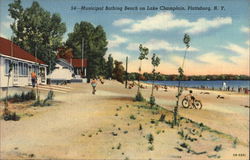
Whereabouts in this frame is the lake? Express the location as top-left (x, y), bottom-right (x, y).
top-left (144, 80), bottom-right (250, 90)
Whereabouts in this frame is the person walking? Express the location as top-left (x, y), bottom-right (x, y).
top-left (31, 71), bottom-right (37, 88)
top-left (91, 78), bottom-right (97, 94)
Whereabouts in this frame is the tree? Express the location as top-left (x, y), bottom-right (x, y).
top-left (4, 62), bottom-right (14, 113)
top-left (113, 60), bottom-right (125, 83)
top-left (172, 33), bottom-right (190, 127)
top-left (149, 53), bottom-right (160, 107)
top-left (66, 22), bottom-right (108, 82)
top-left (99, 57), bottom-right (107, 77)
top-left (106, 54), bottom-right (114, 79)
top-left (135, 44), bottom-right (149, 101)
top-left (57, 47), bottom-right (74, 60)
top-left (8, 0), bottom-right (66, 72)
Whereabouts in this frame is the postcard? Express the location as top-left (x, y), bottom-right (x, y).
top-left (0, 0), bottom-right (249, 159)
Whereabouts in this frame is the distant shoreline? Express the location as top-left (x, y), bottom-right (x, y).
top-left (141, 80), bottom-right (250, 94)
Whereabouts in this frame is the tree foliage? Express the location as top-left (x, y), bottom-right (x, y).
top-left (57, 47), bottom-right (74, 60)
top-left (66, 21), bottom-right (108, 81)
top-left (106, 54), bottom-right (114, 79)
top-left (8, 0), bottom-right (66, 72)
top-left (149, 53), bottom-right (160, 107)
top-left (113, 60), bottom-right (125, 83)
top-left (137, 44), bottom-right (149, 94)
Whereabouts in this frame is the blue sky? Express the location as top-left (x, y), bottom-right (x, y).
top-left (0, 0), bottom-right (249, 75)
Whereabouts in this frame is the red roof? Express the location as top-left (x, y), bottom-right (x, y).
top-left (70, 58), bottom-right (87, 68)
top-left (0, 37), bottom-right (46, 64)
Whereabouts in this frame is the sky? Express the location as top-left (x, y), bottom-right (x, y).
top-left (0, 0), bottom-right (249, 75)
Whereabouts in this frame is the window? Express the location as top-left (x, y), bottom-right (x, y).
top-left (5, 59), bottom-right (11, 75)
top-left (14, 63), bottom-right (18, 75)
top-left (18, 62), bottom-right (28, 76)
top-left (32, 65), bottom-right (39, 75)
top-left (19, 62), bottom-right (23, 76)
top-left (32, 65), bottom-right (36, 73)
top-left (24, 63), bottom-right (28, 76)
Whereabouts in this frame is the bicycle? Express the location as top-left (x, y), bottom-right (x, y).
top-left (182, 95), bottom-right (202, 109)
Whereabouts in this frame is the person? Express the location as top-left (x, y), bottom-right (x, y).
top-left (164, 85), bottom-right (168, 92)
top-left (186, 90), bottom-right (195, 107)
top-left (222, 82), bottom-right (227, 91)
top-left (91, 78), bottom-right (97, 94)
top-left (31, 71), bottom-right (37, 88)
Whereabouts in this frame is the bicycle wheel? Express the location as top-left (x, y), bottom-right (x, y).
top-left (182, 98), bottom-right (189, 108)
top-left (194, 100), bottom-right (202, 109)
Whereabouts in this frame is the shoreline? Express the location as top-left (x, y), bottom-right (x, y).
top-left (140, 80), bottom-right (250, 95)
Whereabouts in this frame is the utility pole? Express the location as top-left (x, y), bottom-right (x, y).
top-left (125, 56), bottom-right (128, 88)
top-left (81, 37), bottom-right (84, 78)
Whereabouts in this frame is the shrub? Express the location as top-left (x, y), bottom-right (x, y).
top-left (130, 115), bottom-right (136, 120)
top-left (117, 143), bottom-right (121, 150)
top-left (33, 90), bottom-right (55, 107)
top-left (134, 91), bottom-right (144, 101)
top-left (214, 144), bottom-right (222, 152)
top-left (232, 137), bottom-right (238, 148)
top-left (149, 95), bottom-right (155, 107)
top-left (148, 145), bottom-right (154, 151)
top-left (146, 133), bottom-right (154, 144)
top-left (46, 90), bottom-right (54, 100)
top-left (2, 109), bottom-right (20, 121)
top-left (139, 123), bottom-right (142, 130)
top-left (4, 90), bottom-right (36, 103)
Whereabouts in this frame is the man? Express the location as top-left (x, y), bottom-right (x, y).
top-left (31, 71), bottom-right (37, 88)
top-left (187, 90), bottom-right (195, 107)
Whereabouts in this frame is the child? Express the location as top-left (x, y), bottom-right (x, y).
top-left (91, 79), bottom-right (97, 94)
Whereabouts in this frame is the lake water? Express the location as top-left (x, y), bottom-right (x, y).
top-left (144, 80), bottom-right (250, 90)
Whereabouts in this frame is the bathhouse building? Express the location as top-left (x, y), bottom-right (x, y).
top-left (0, 37), bottom-right (47, 88)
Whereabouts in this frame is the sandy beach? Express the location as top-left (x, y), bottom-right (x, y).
top-left (0, 80), bottom-right (249, 159)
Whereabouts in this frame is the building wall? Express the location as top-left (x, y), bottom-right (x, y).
top-left (0, 56), bottom-right (47, 88)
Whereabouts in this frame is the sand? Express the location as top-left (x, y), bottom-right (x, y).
top-left (0, 80), bottom-right (249, 159)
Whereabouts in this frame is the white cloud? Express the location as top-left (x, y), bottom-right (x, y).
top-left (127, 44), bottom-right (249, 75)
top-left (223, 43), bottom-right (248, 56)
top-left (197, 52), bottom-right (224, 63)
top-left (126, 39), bottom-right (198, 52)
top-left (240, 26), bottom-right (250, 33)
top-left (121, 12), bottom-right (232, 34)
top-left (112, 18), bottom-right (134, 26)
top-left (185, 17), bottom-right (232, 34)
top-left (108, 35), bottom-right (128, 48)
